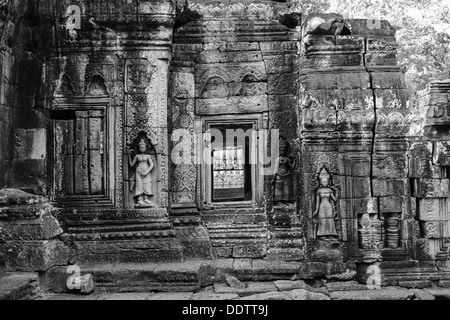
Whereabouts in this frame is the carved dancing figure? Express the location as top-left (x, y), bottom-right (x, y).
top-left (271, 138), bottom-right (296, 204)
top-left (129, 139), bottom-right (155, 207)
top-left (313, 166), bottom-right (338, 239)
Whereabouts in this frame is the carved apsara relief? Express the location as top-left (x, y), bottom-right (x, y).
top-left (271, 138), bottom-right (296, 205)
top-left (128, 134), bottom-right (158, 208)
top-left (312, 166), bottom-right (339, 240)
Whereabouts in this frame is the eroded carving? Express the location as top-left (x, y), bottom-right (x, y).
top-left (307, 18), bottom-right (351, 36)
top-left (313, 166), bottom-right (339, 240)
top-left (129, 135), bottom-right (156, 208)
top-left (271, 138), bottom-right (296, 204)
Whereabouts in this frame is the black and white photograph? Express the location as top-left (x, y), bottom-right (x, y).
top-left (0, 0), bottom-right (449, 309)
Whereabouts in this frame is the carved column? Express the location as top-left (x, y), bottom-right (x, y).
top-left (168, 66), bottom-right (214, 259)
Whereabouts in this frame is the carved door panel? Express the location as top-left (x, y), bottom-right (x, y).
top-left (51, 107), bottom-right (112, 206)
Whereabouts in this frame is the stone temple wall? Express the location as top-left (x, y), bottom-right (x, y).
top-left (1, 0), bottom-right (450, 289)
top-left (170, 0), bottom-right (302, 260)
top-left (0, 0), bottom-right (47, 194)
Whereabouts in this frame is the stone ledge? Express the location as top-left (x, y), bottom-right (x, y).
top-left (0, 272), bottom-right (38, 300)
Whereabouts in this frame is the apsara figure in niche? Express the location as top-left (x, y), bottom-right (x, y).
top-left (271, 138), bottom-right (296, 204)
top-left (313, 166), bottom-right (338, 239)
top-left (129, 138), bottom-right (155, 207)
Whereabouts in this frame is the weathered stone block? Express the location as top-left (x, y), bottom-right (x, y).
top-left (195, 61), bottom-right (267, 84)
top-left (303, 32), bottom-right (336, 47)
top-left (433, 141), bottom-right (450, 166)
top-left (259, 41), bottom-right (297, 53)
top-left (379, 196), bottom-right (403, 213)
top-left (338, 154), bottom-right (372, 177)
top-left (233, 244), bottom-right (266, 259)
top-left (409, 142), bottom-right (442, 179)
top-left (306, 54), bottom-right (364, 69)
top-left (416, 198), bottom-right (446, 221)
top-left (214, 281), bottom-right (277, 296)
top-left (301, 89), bottom-right (374, 110)
top-left (339, 198), bottom-right (378, 219)
top-left (0, 214), bottom-right (63, 241)
top-left (268, 73), bottom-right (298, 95)
top-left (375, 89), bottom-right (409, 109)
top-left (371, 72), bottom-right (406, 89)
top-left (195, 96), bottom-right (268, 115)
top-left (270, 109), bottom-right (298, 142)
top-left (76, 239), bottom-right (184, 264)
top-left (13, 129), bottom-right (46, 161)
top-left (347, 19), bottom-right (396, 36)
top-left (372, 179), bottom-right (407, 197)
top-left (309, 239), bottom-right (343, 262)
top-left (173, 44), bottom-right (203, 53)
top-left (375, 109), bottom-right (411, 135)
top-left (268, 94), bottom-right (297, 112)
top-left (170, 73), bottom-right (195, 99)
top-left (0, 272), bottom-right (38, 300)
top-left (366, 52), bottom-right (398, 67)
top-left (419, 221), bottom-right (450, 239)
top-left (10, 160), bottom-right (46, 194)
top-left (300, 72), bottom-right (370, 90)
top-left (252, 260), bottom-right (299, 279)
top-left (0, 240), bottom-right (69, 272)
top-left (372, 155), bottom-right (408, 179)
top-left (264, 54), bottom-right (297, 74)
top-left (215, 246), bottom-right (233, 259)
top-left (301, 107), bottom-right (336, 132)
top-left (340, 177), bottom-right (371, 199)
top-left (298, 262), bottom-right (327, 279)
top-left (335, 35), bottom-right (365, 51)
top-left (337, 109), bottom-right (375, 131)
top-left (219, 42), bottom-right (260, 52)
top-left (412, 179), bottom-right (449, 198)
top-left (340, 219), bottom-right (358, 242)
top-left (326, 261), bottom-right (357, 281)
top-left (400, 219), bottom-right (416, 240)
top-left (413, 238), bottom-right (443, 260)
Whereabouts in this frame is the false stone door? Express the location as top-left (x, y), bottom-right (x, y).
top-left (49, 98), bottom-right (115, 207)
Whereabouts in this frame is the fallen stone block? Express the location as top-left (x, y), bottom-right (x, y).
top-left (240, 291), bottom-right (291, 300)
top-left (66, 273), bottom-right (95, 294)
top-left (0, 272), bottom-right (38, 300)
top-left (191, 292), bottom-right (239, 300)
top-left (214, 282), bottom-right (277, 296)
top-left (0, 240), bottom-right (69, 272)
top-left (412, 289), bottom-right (435, 300)
top-left (226, 275), bottom-right (247, 289)
top-left (423, 288), bottom-right (450, 300)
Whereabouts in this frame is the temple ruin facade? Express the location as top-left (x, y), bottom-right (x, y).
top-left (1, 0), bottom-right (450, 295)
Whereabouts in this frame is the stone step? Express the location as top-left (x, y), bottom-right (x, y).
top-left (0, 272), bottom-right (38, 300)
top-left (39, 259), bottom-right (303, 294)
top-left (329, 287), bottom-right (434, 300)
top-left (40, 261), bottom-right (210, 294)
top-left (423, 288), bottom-right (450, 300)
top-left (208, 227), bottom-right (268, 239)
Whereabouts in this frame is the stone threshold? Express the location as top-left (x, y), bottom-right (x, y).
top-left (3, 260), bottom-right (450, 300)
top-left (36, 279), bottom-right (447, 300)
